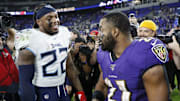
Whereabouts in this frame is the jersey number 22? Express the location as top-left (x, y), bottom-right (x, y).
top-left (41, 48), bottom-right (67, 77)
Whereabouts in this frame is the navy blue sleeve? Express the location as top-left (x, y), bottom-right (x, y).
top-left (18, 64), bottom-right (36, 101)
top-left (65, 77), bottom-right (72, 86)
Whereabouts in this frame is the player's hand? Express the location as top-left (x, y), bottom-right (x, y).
top-left (75, 91), bottom-right (87, 101)
top-left (87, 42), bottom-right (94, 50)
top-left (167, 36), bottom-right (179, 50)
top-left (65, 85), bottom-right (72, 95)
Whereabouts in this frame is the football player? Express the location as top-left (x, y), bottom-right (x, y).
top-left (92, 12), bottom-right (169, 101)
top-left (17, 4), bottom-right (86, 101)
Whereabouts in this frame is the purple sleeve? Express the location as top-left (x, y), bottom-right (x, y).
top-left (96, 48), bottom-right (104, 64)
top-left (144, 39), bottom-right (169, 68)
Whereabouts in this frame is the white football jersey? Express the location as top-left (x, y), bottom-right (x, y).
top-left (27, 26), bottom-right (71, 87)
top-left (14, 28), bottom-right (35, 64)
top-left (15, 29), bottom-right (35, 50)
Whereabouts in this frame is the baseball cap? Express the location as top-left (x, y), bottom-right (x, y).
top-left (139, 20), bottom-right (157, 31)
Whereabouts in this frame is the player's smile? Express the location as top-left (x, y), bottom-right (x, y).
top-left (49, 21), bottom-right (59, 33)
top-left (51, 24), bottom-right (58, 31)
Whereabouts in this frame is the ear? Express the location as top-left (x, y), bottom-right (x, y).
top-left (111, 27), bottom-right (120, 38)
top-left (152, 31), bottom-right (156, 37)
top-left (36, 19), bottom-right (41, 26)
top-left (137, 28), bottom-right (140, 33)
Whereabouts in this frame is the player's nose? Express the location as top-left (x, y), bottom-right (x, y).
top-left (51, 17), bottom-right (59, 25)
top-left (138, 32), bottom-right (143, 37)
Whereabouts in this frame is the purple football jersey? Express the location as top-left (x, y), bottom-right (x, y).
top-left (97, 38), bottom-right (169, 101)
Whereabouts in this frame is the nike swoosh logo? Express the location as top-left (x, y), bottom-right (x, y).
top-left (151, 39), bottom-right (157, 46)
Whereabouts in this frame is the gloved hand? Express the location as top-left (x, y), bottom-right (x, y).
top-left (75, 91), bottom-right (87, 101)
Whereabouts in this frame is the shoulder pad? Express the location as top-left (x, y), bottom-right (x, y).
top-left (15, 29), bottom-right (34, 50)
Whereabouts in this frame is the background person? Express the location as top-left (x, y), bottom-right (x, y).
top-left (0, 33), bottom-right (19, 101)
top-left (137, 20), bottom-right (157, 37)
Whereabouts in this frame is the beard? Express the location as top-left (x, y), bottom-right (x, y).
top-left (101, 32), bottom-right (116, 52)
top-left (44, 27), bottom-right (58, 35)
top-left (43, 22), bottom-right (59, 35)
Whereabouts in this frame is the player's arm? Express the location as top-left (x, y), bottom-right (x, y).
top-left (167, 36), bottom-right (180, 56)
top-left (17, 49), bottom-right (36, 101)
top-left (7, 28), bottom-right (16, 51)
top-left (7, 28), bottom-right (15, 42)
top-left (92, 66), bottom-right (107, 101)
top-left (143, 64), bottom-right (168, 101)
top-left (172, 51), bottom-right (180, 69)
top-left (89, 48), bottom-right (97, 65)
top-left (66, 52), bottom-right (87, 101)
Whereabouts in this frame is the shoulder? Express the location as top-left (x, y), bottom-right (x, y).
top-left (58, 26), bottom-right (71, 42)
top-left (59, 26), bottom-right (71, 36)
top-left (134, 37), bottom-right (163, 47)
top-left (16, 28), bottom-right (38, 40)
top-left (15, 28), bottom-right (36, 50)
top-left (97, 48), bottom-right (109, 64)
top-left (16, 28), bottom-right (36, 35)
top-left (59, 26), bottom-right (70, 32)
top-left (135, 37), bottom-right (169, 63)
top-left (58, 25), bottom-right (71, 35)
